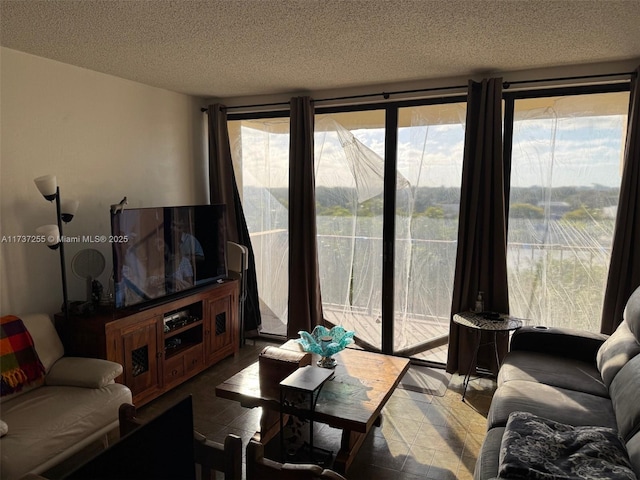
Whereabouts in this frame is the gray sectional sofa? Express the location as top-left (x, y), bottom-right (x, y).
top-left (475, 286), bottom-right (640, 479)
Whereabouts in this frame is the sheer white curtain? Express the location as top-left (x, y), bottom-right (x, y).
top-left (507, 92), bottom-right (629, 331)
top-left (314, 113), bottom-right (394, 349)
top-left (394, 104), bottom-right (466, 358)
top-left (228, 118), bottom-right (289, 336)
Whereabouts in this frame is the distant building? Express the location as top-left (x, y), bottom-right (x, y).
top-left (537, 201), bottom-right (571, 219)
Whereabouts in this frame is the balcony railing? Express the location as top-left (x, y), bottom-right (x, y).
top-left (249, 228), bottom-right (612, 356)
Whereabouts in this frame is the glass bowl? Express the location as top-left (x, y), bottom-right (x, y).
top-left (297, 325), bottom-right (355, 368)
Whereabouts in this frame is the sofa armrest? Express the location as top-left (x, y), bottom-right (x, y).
top-left (510, 326), bottom-right (609, 363)
top-left (45, 357), bottom-right (123, 388)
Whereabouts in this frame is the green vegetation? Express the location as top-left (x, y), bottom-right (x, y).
top-left (248, 185), bottom-right (619, 226)
top-left (562, 206), bottom-right (604, 222)
top-left (510, 203), bottom-right (544, 219)
top-left (423, 206), bottom-right (445, 219)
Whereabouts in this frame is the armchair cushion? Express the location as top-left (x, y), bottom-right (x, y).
top-left (45, 357), bottom-right (122, 389)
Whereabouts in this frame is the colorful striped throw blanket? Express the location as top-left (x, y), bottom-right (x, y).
top-left (1, 315), bottom-right (45, 396)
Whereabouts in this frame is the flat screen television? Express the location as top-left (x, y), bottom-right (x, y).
top-left (111, 205), bottom-right (227, 310)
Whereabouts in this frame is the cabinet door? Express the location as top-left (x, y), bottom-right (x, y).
top-left (205, 295), bottom-right (234, 362)
top-left (121, 319), bottom-right (161, 400)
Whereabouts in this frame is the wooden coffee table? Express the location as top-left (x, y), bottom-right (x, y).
top-left (215, 341), bottom-right (410, 473)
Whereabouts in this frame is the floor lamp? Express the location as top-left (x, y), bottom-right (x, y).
top-left (34, 175), bottom-right (79, 323)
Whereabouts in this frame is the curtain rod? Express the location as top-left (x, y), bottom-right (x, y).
top-left (201, 70), bottom-right (636, 113)
top-left (200, 84), bottom-right (466, 113)
top-left (502, 70), bottom-right (635, 89)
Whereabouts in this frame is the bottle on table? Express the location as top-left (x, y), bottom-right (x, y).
top-left (475, 291), bottom-right (484, 313)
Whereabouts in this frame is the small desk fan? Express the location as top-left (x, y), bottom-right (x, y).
top-left (71, 248), bottom-right (106, 305)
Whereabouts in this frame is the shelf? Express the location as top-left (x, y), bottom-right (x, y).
top-left (165, 341), bottom-right (201, 359)
top-left (164, 319), bottom-right (203, 339)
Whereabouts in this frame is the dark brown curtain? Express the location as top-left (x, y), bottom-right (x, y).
top-left (208, 104), bottom-right (262, 335)
top-left (287, 96), bottom-right (323, 338)
top-left (446, 78), bottom-right (510, 375)
top-left (601, 66), bottom-right (640, 334)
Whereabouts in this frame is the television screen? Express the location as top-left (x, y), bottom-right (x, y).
top-left (111, 205), bottom-right (227, 309)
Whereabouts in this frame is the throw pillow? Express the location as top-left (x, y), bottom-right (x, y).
top-left (1, 315), bottom-right (46, 396)
top-left (498, 411), bottom-right (637, 480)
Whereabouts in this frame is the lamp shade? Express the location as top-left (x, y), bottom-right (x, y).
top-left (36, 224), bottom-right (61, 249)
top-left (34, 175), bottom-right (58, 201)
top-left (61, 199), bottom-right (79, 223)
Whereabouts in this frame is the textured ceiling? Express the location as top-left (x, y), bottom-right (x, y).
top-left (1, 0), bottom-right (640, 99)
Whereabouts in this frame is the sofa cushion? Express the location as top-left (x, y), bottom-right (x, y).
top-left (609, 354), bottom-right (640, 441)
top-left (625, 286), bottom-right (640, 342)
top-left (628, 431), bottom-right (640, 478)
top-left (487, 380), bottom-right (617, 431)
top-left (19, 314), bottom-right (64, 372)
top-left (597, 321), bottom-right (640, 388)
top-left (498, 411), bottom-right (636, 480)
top-left (499, 350), bottom-right (608, 397)
top-left (45, 357), bottom-right (123, 388)
top-left (474, 427), bottom-right (504, 480)
top-left (0, 383), bottom-right (131, 480)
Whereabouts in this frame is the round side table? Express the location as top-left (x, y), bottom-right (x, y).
top-left (453, 311), bottom-right (525, 401)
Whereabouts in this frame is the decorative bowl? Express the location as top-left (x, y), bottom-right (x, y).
top-left (297, 325), bottom-right (355, 368)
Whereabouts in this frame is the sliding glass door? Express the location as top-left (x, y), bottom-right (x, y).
top-left (314, 110), bottom-right (386, 350)
top-left (229, 102), bottom-right (467, 362)
top-left (312, 102), bottom-right (466, 360)
top-left (393, 103), bottom-right (466, 362)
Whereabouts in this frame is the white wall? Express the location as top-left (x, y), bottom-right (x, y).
top-left (0, 47), bottom-right (207, 316)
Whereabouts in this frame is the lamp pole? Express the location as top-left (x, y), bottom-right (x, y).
top-left (55, 186), bottom-right (70, 324)
top-left (35, 175), bottom-right (76, 326)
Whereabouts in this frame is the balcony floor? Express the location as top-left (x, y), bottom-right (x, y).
top-left (258, 307), bottom-right (450, 365)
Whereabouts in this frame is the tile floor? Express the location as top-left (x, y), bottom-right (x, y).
top-left (140, 339), bottom-right (495, 480)
top-left (46, 339), bottom-right (496, 480)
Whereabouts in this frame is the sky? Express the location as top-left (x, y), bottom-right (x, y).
top-left (233, 98), bottom-right (627, 191)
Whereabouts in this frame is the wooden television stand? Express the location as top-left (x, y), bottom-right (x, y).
top-left (55, 280), bottom-right (239, 406)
